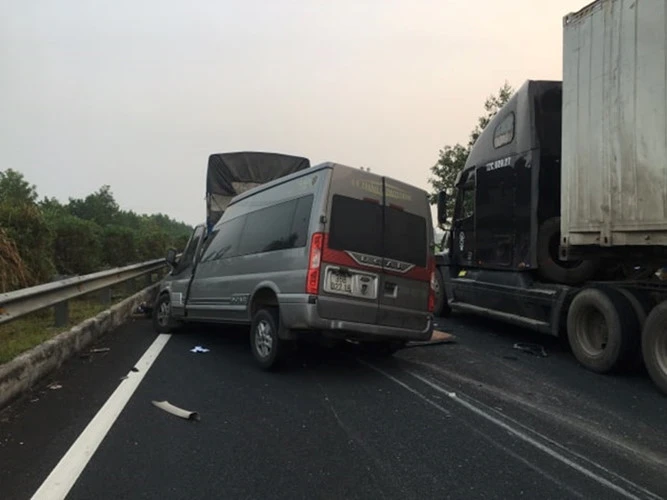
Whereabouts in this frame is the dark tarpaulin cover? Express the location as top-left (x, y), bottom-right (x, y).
top-left (206, 151), bottom-right (310, 229)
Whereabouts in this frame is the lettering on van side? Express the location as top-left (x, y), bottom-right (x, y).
top-left (346, 251), bottom-right (415, 273)
top-left (484, 156), bottom-right (512, 171)
top-left (229, 294), bottom-right (250, 306)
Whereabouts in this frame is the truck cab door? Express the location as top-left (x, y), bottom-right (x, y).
top-left (451, 169), bottom-right (476, 268)
top-left (169, 224), bottom-right (206, 318)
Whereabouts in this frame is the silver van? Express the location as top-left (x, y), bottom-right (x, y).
top-left (154, 161), bottom-right (436, 368)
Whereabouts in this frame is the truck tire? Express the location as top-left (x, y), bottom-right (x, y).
top-left (641, 302), bottom-right (667, 396)
top-left (250, 308), bottom-right (285, 370)
top-left (537, 217), bottom-right (598, 285)
top-left (566, 287), bottom-right (639, 373)
top-left (433, 268), bottom-right (451, 318)
top-left (152, 293), bottom-right (182, 334)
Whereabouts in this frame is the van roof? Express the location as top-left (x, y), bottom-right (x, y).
top-left (228, 161), bottom-right (429, 208)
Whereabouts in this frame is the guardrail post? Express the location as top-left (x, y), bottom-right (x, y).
top-left (54, 301), bottom-right (69, 327)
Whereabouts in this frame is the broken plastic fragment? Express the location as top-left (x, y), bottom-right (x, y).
top-left (190, 346), bottom-right (210, 353)
top-left (90, 347), bottom-right (110, 354)
top-left (512, 342), bottom-right (547, 358)
top-left (152, 400), bottom-right (200, 421)
top-left (48, 383), bottom-right (62, 390)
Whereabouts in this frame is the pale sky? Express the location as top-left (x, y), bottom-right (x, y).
top-left (2, 0), bottom-right (588, 226)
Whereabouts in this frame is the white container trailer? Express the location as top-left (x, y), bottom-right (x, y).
top-left (561, 0), bottom-right (667, 251)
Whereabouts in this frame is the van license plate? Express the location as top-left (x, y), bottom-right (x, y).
top-left (328, 271), bottom-right (352, 294)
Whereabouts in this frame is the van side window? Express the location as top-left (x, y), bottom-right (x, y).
top-left (493, 113), bottom-right (515, 148)
top-left (239, 195), bottom-right (314, 256)
top-left (200, 215), bottom-right (246, 262)
top-left (290, 195), bottom-right (314, 248)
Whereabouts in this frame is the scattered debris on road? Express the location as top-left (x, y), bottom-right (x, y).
top-left (152, 400), bottom-right (200, 421)
top-left (119, 375), bottom-right (129, 381)
top-left (190, 346), bottom-right (210, 353)
top-left (133, 302), bottom-right (152, 317)
top-left (47, 383), bottom-right (62, 390)
top-left (404, 330), bottom-right (458, 348)
top-left (512, 342), bottom-right (548, 358)
top-left (131, 367), bottom-right (139, 372)
top-left (90, 347), bottom-right (111, 354)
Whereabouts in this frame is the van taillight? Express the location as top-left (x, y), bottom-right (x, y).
top-left (427, 256), bottom-right (436, 313)
top-left (306, 232), bottom-right (324, 294)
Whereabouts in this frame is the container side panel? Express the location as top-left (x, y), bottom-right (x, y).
top-left (562, 0), bottom-right (667, 247)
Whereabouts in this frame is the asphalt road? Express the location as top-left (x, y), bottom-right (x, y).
top-left (1, 313), bottom-right (666, 500)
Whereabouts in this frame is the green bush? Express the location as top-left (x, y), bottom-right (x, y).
top-left (0, 202), bottom-right (54, 284)
top-left (102, 225), bottom-right (139, 267)
top-left (49, 215), bottom-right (103, 275)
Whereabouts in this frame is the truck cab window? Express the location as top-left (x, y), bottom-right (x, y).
top-left (456, 188), bottom-right (475, 220)
top-left (493, 113), bottom-right (515, 148)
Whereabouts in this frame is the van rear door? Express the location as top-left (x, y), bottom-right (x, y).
top-left (317, 167), bottom-right (382, 325)
top-left (377, 179), bottom-right (432, 331)
top-left (317, 167), bottom-right (432, 332)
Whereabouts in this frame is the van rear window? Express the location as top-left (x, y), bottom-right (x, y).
top-left (328, 195), bottom-right (427, 267)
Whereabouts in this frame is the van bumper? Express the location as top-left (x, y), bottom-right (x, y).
top-left (279, 294), bottom-right (433, 342)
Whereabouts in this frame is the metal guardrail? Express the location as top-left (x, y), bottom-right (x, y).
top-left (0, 258), bottom-right (170, 326)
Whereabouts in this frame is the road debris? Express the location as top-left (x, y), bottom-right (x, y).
top-left (90, 347), bottom-right (111, 354)
top-left (405, 330), bottom-right (458, 348)
top-left (131, 367), bottom-right (139, 372)
top-left (47, 383), bottom-right (62, 390)
top-left (119, 375), bottom-right (129, 381)
top-left (152, 400), bottom-right (200, 421)
top-left (190, 346), bottom-right (210, 353)
top-left (512, 342), bottom-right (548, 358)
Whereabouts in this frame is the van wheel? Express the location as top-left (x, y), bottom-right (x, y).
top-left (153, 293), bottom-right (181, 333)
top-left (641, 302), bottom-right (667, 396)
top-left (566, 287), bottom-right (639, 373)
top-left (433, 268), bottom-right (451, 318)
top-left (250, 308), bottom-right (285, 370)
top-left (537, 217), bottom-right (599, 285)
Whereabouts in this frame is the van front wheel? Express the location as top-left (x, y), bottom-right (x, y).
top-left (250, 308), bottom-right (285, 370)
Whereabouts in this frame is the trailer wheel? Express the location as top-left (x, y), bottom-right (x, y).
top-left (641, 302), bottom-right (667, 396)
top-left (433, 268), bottom-right (451, 318)
top-left (566, 287), bottom-right (639, 373)
top-left (537, 217), bottom-right (598, 285)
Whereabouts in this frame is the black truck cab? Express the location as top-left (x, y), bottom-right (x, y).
top-left (435, 80), bottom-right (581, 335)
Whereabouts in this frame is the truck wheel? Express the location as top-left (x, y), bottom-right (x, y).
top-left (153, 293), bottom-right (181, 333)
top-left (537, 217), bottom-right (599, 285)
top-left (567, 287), bottom-right (639, 373)
top-left (250, 308), bottom-right (285, 370)
top-left (433, 268), bottom-right (451, 318)
top-left (642, 302), bottom-right (667, 396)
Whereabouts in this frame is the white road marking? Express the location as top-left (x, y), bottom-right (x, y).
top-left (31, 334), bottom-right (171, 500)
top-left (363, 361), bottom-right (657, 500)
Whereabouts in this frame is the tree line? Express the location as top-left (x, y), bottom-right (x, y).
top-left (0, 169), bottom-right (192, 293)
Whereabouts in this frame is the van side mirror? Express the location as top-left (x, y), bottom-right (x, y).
top-left (436, 191), bottom-right (447, 225)
top-left (165, 248), bottom-right (177, 266)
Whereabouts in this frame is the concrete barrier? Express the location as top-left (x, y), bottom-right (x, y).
top-left (0, 284), bottom-right (159, 410)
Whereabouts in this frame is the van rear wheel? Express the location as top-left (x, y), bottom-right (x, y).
top-left (250, 308), bottom-right (285, 370)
